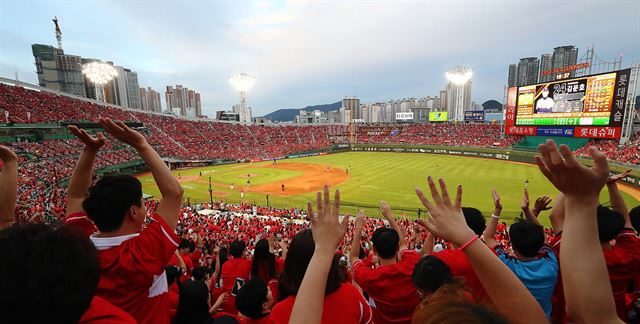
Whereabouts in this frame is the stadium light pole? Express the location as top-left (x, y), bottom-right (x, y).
top-left (229, 73), bottom-right (256, 122)
top-left (445, 65), bottom-right (473, 122)
top-left (208, 176), bottom-right (213, 206)
top-left (82, 61), bottom-right (117, 103)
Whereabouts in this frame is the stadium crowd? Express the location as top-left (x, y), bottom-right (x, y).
top-left (0, 117), bottom-right (639, 324)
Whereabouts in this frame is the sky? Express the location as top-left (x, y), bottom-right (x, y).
top-left (1, 0), bottom-right (639, 117)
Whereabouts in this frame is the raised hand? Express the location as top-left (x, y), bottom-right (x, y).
top-left (415, 177), bottom-right (475, 247)
top-left (520, 188), bottom-right (530, 211)
top-left (607, 169), bottom-right (632, 184)
top-left (68, 125), bottom-right (106, 151)
top-left (98, 118), bottom-right (148, 149)
top-left (354, 209), bottom-right (366, 229)
top-left (491, 189), bottom-right (502, 213)
top-left (307, 186), bottom-right (349, 254)
top-left (532, 196), bottom-right (552, 215)
top-left (380, 201), bottom-right (394, 222)
top-left (0, 145), bottom-right (18, 165)
top-left (536, 140), bottom-right (609, 198)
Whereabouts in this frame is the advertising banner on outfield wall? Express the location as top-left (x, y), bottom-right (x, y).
top-left (464, 110), bottom-right (485, 122)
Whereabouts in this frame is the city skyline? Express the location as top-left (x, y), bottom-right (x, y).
top-left (1, 0), bottom-right (638, 117)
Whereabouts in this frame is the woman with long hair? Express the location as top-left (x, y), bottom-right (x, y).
top-left (251, 237), bottom-right (287, 301)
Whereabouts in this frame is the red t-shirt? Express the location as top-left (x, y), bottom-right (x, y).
top-left (270, 282), bottom-right (372, 324)
top-left (79, 296), bottom-right (136, 324)
top-left (353, 249), bottom-right (421, 324)
top-left (65, 212), bottom-right (97, 236)
top-left (84, 213), bottom-right (179, 324)
top-left (433, 248), bottom-right (488, 302)
top-left (549, 232), bottom-right (568, 324)
top-left (169, 253), bottom-right (194, 275)
top-left (221, 257), bottom-right (253, 314)
top-left (604, 229), bottom-right (640, 320)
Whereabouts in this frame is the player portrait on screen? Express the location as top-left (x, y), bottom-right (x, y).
top-left (535, 86), bottom-right (554, 113)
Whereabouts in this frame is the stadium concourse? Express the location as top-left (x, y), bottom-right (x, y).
top-left (1, 82), bottom-right (640, 324)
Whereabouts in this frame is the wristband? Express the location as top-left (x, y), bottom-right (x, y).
top-left (491, 214), bottom-right (500, 219)
top-left (458, 235), bottom-right (479, 251)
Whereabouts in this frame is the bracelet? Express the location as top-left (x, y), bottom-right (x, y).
top-left (491, 214), bottom-right (500, 219)
top-left (458, 236), bottom-right (479, 251)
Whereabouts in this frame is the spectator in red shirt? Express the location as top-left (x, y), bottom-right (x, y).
top-left (0, 223), bottom-right (134, 324)
top-left (412, 255), bottom-right (473, 303)
top-left (236, 278), bottom-right (274, 323)
top-left (430, 207), bottom-right (489, 302)
top-left (64, 119), bottom-right (184, 324)
top-left (349, 205), bottom-right (421, 324)
top-left (170, 239), bottom-right (195, 276)
top-left (221, 240), bottom-right (252, 314)
top-left (272, 229), bottom-right (372, 324)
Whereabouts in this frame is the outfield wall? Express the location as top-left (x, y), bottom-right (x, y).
top-left (350, 144), bottom-right (640, 189)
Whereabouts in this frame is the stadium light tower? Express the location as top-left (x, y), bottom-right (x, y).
top-left (446, 65), bottom-right (473, 122)
top-left (82, 61), bottom-right (117, 103)
top-left (229, 73), bottom-right (256, 123)
top-left (229, 73), bottom-right (256, 108)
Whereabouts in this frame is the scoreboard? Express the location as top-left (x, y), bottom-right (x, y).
top-left (505, 69), bottom-right (631, 138)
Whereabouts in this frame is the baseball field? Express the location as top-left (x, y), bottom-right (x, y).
top-left (139, 152), bottom-right (640, 227)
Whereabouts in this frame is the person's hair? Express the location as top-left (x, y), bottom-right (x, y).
top-left (462, 207), bottom-right (486, 236)
top-left (597, 205), bottom-right (625, 242)
top-left (176, 279), bottom-right (210, 324)
top-left (412, 294), bottom-right (507, 324)
top-left (166, 265), bottom-right (182, 290)
top-left (83, 175), bottom-right (143, 232)
top-left (192, 266), bottom-right (208, 281)
top-left (413, 255), bottom-right (453, 293)
top-left (372, 227), bottom-right (399, 259)
top-left (229, 240), bottom-right (246, 258)
top-left (252, 239), bottom-right (276, 281)
top-left (236, 278), bottom-right (268, 319)
top-left (508, 219), bottom-right (545, 257)
top-left (0, 224), bottom-right (99, 323)
top-left (630, 205), bottom-right (640, 233)
top-left (278, 229), bottom-right (345, 301)
top-left (178, 238), bottom-right (191, 251)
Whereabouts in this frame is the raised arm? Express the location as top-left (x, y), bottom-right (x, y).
top-left (416, 177), bottom-right (547, 324)
top-left (536, 140), bottom-right (621, 324)
top-left (289, 186), bottom-right (349, 324)
top-left (349, 209), bottom-right (366, 265)
top-left (549, 193), bottom-right (565, 235)
top-left (482, 189), bottom-right (502, 249)
top-left (66, 126), bottom-right (106, 216)
top-left (380, 201), bottom-right (407, 251)
top-left (532, 195), bottom-right (553, 218)
top-left (520, 188), bottom-right (541, 226)
top-left (98, 118), bottom-right (183, 229)
top-left (0, 146), bottom-right (18, 229)
top-left (607, 169), bottom-right (632, 227)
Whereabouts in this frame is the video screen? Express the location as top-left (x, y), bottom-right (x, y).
top-left (514, 70), bottom-right (628, 127)
top-left (429, 111), bottom-right (448, 122)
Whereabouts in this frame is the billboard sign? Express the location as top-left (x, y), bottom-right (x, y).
top-left (395, 112), bottom-right (414, 120)
top-left (429, 111), bottom-right (448, 122)
top-left (505, 69), bottom-right (630, 138)
top-left (464, 110), bottom-right (485, 121)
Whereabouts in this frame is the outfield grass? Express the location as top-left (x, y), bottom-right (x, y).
top-left (140, 152), bottom-right (640, 227)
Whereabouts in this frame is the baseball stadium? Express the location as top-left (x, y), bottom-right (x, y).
top-left (2, 2), bottom-right (640, 323)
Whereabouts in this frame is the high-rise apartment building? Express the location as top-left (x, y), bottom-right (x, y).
top-left (342, 98), bottom-right (361, 120)
top-left (516, 57), bottom-right (539, 86)
top-left (31, 44), bottom-right (86, 97)
top-left (508, 64), bottom-right (517, 87)
top-left (446, 81), bottom-right (472, 122)
top-left (539, 53), bottom-right (553, 82)
top-left (140, 87), bottom-right (162, 112)
top-left (165, 85), bottom-right (201, 116)
top-left (552, 45), bottom-right (579, 77)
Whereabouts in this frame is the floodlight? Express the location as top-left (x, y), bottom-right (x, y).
top-left (82, 61), bottom-right (117, 85)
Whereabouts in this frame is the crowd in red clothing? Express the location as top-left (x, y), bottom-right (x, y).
top-left (357, 123), bottom-right (521, 148)
top-left (576, 130), bottom-right (640, 165)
